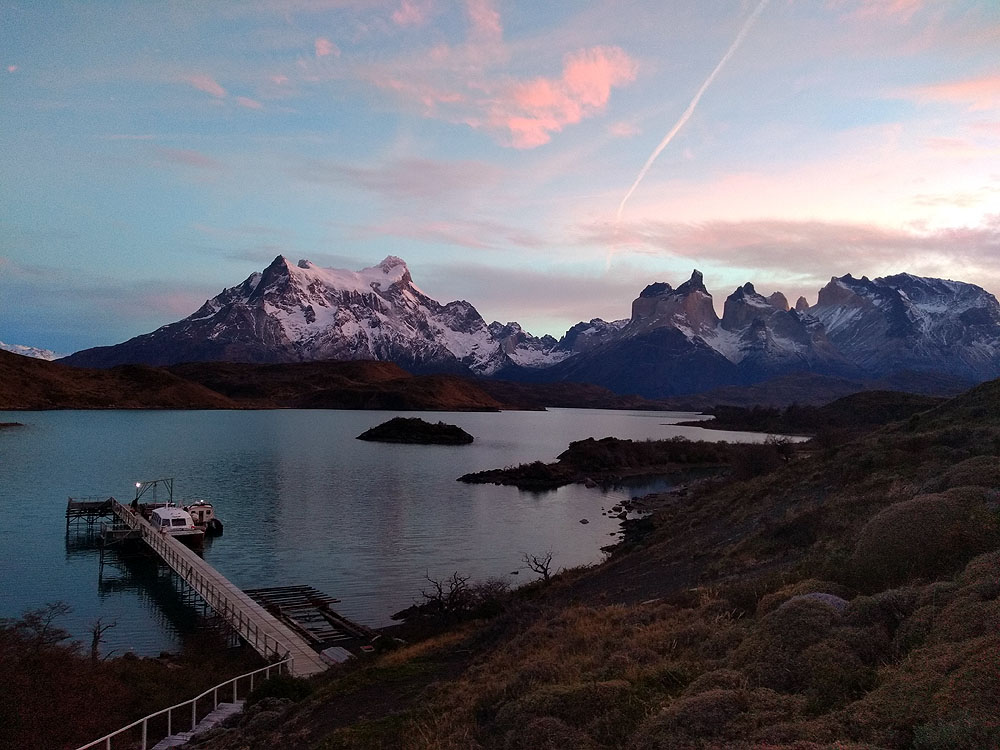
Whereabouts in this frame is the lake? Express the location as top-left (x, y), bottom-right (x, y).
top-left (0, 408), bottom-right (775, 655)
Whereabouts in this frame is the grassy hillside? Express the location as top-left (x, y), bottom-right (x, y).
top-left (191, 378), bottom-right (1000, 749)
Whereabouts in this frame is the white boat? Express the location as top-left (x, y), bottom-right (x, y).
top-left (149, 504), bottom-right (205, 543)
top-left (183, 500), bottom-right (224, 536)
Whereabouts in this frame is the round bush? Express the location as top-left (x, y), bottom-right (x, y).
top-left (731, 598), bottom-right (841, 690)
top-left (245, 674), bottom-right (312, 706)
top-left (757, 580), bottom-right (853, 615)
top-left (940, 456), bottom-right (1000, 490)
top-left (851, 489), bottom-right (999, 589)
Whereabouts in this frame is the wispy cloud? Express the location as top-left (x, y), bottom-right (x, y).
top-left (291, 156), bottom-right (504, 201)
top-left (831, 0), bottom-right (924, 22)
top-left (236, 96), bottom-right (264, 109)
top-left (154, 147), bottom-right (225, 170)
top-left (579, 216), bottom-right (1000, 286)
top-left (6, 65), bottom-right (17, 73)
top-left (465, 0), bottom-right (502, 43)
top-left (608, 121), bottom-right (640, 138)
top-left (391, 0), bottom-right (433, 27)
top-left (356, 217), bottom-right (550, 250)
top-left (902, 74), bottom-right (1000, 111)
top-left (185, 74), bottom-right (227, 98)
top-left (314, 37), bottom-right (340, 57)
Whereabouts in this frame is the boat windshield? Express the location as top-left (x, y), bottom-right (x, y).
top-left (171, 518), bottom-right (188, 527)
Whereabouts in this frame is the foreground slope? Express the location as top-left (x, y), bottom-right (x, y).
top-left (194, 378), bottom-right (1000, 749)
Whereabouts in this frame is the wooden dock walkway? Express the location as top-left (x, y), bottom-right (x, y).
top-left (106, 500), bottom-right (328, 678)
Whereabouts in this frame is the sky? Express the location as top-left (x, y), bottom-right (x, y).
top-left (2, 0), bottom-right (999, 354)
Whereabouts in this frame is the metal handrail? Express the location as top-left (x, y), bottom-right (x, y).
top-left (74, 658), bottom-right (293, 750)
top-left (113, 502), bottom-right (288, 660)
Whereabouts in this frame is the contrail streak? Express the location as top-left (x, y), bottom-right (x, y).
top-left (616, 0), bottom-right (771, 222)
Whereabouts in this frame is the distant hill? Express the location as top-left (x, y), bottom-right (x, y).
top-left (0, 350), bottom-right (235, 409)
top-left (661, 370), bottom-right (972, 410)
top-left (169, 360), bottom-right (504, 411)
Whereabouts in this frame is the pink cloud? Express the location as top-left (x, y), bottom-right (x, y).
top-left (236, 96), bottom-right (264, 109)
top-left (270, 74), bottom-right (290, 85)
top-left (371, 45), bottom-right (637, 148)
top-left (392, 0), bottom-right (432, 27)
top-left (154, 147), bottom-right (224, 170)
top-left (488, 46), bottom-right (638, 148)
top-left (608, 121), bottom-right (640, 138)
top-left (578, 217), bottom-right (1000, 291)
top-left (315, 37), bottom-right (340, 57)
top-left (465, 0), bottom-right (502, 42)
top-left (830, 0), bottom-right (923, 21)
top-left (6, 65), bottom-right (17, 73)
top-left (185, 74), bottom-right (227, 98)
top-left (904, 74), bottom-right (1000, 112)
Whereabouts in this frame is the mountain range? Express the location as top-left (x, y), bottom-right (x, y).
top-left (61, 256), bottom-right (1000, 398)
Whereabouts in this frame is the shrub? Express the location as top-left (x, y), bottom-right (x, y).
top-left (730, 598), bottom-right (840, 691)
top-left (798, 639), bottom-right (873, 712)
top-left (492, 680), bottom-right (648, 746)
top-left (850, 488), bottom-right (1000, 590)
top-left (682, 669), bottom-right (748, 696)
top-left (246, 674), bottom-right (313, 706)
top-left (940, 456), bottom-right (1000, 489)
top-left (913, 718), bottom-right (1000, 750)
top-left (503, 716), bottom-right (600, 750)
top-left (629, 688), bottom-right (805, 750)
top-left (757, 580), bottom-right (853, 615)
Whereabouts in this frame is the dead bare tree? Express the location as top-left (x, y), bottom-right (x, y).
top-left (89, 617), bottom-right (117, 660)
top-left (522, 551), bottom-right (555, 582)
top-left (420, 572), bottom-right (471, 622)
top-left (10, 602), bottom-right (73, 656)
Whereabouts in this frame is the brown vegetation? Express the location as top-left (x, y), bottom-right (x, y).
top-left (0, 350), bottom-right (236, 409)
top-left (458, 435), bottom-right (794, 489)
top-left (0, 603), bottom-right (261, 750)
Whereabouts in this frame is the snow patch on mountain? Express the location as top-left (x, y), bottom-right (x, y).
top-left (0, 341), bottom-right (62, 360)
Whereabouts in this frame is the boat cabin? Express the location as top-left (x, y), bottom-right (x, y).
top-left (184, 500), bottom-right (224, 536)
top-left (149, 505), bottom-right (204, 541)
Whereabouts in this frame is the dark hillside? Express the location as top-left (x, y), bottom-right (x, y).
top-left (190, 377), bottom-right (1000, 750)
top-left (0, 350), bottom-right (235, 409)
top-left (692, 390), bottom-right (945, 435)
top-left (169, 360), bottom-right (504, 411)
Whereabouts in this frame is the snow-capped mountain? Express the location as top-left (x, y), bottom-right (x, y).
top-left (0, 341), bottom-right (62, 361)
top-left (532, 270), bottom-right (1000, 397)
top-left (807, 273), bottom-right (1000, 381)
top-left (62, 256), bottom-right (568, 373)
top-left (61, 258), bottom-right (1000, 398)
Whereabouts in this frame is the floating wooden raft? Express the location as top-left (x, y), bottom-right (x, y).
top-left (244, 585), bottom-right (375, 653)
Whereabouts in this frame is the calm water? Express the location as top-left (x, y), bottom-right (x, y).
top-left (0, 408), bottom-right (773, 655)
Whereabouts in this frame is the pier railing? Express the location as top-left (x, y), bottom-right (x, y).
top-left (112, 502), bottom-right (291, 662)
top-left (74, 658), bottom-right (292, 750)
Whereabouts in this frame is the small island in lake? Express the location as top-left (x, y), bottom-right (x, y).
top-left (357, 417), bottom-right (474, 445)
top-left (0, 422), bottom-right (24, 429)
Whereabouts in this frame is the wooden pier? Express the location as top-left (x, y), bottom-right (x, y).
top-left (246, 585), bottom-right (377, 662)
top-left (67, 497), bottom-right (329, 678)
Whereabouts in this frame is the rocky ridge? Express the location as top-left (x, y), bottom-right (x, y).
top-left (61, 258), bottom-right (1000, 398)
